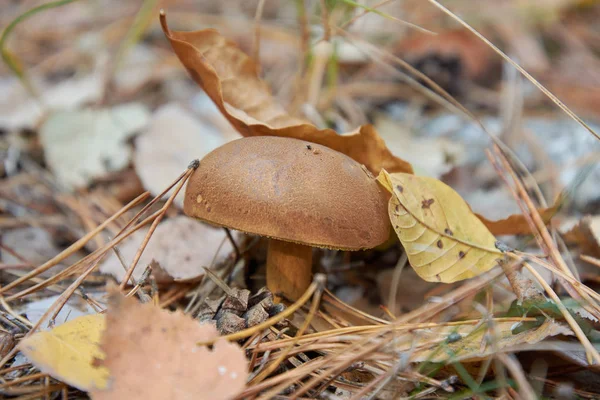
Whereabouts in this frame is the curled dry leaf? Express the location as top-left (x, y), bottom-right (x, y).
top-left (90, 291), bottom-right (248, 400)
top-left (159, 12), bottom-right (413, 175)
top-left (378, 170), bottom-right (504, 282)
top-left (18, 314), bottom-right (109, 391)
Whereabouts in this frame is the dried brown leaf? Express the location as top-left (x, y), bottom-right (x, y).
top-left (476, 207), bottom-right (555, 236)
top-left (563, 215), bottom-right (600, 256)
top-left (159, 12), bottom-right (413, 175)
top-left (90, 291), bottom-right (247, 400)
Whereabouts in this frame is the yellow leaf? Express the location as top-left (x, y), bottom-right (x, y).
top-left (377, 170), bottom-right (503, 282)
top-left (18, 314), bottom-right (109, 391)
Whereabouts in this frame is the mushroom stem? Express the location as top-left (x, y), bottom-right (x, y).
top-left (266, 239), bottom-right (313, 302)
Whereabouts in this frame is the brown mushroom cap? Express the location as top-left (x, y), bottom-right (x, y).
top-left (183, 136), bottom-right (390, 250)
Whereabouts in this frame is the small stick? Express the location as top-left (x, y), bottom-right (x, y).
top-left (496, 353), bottom-right (537, 400)
top-left (0, 372), bottom-right (48, 389)
top-left (224, 228), bottom-right (240, 261)
top-left (319, 0), bottom-right (330, 42)
top-left (387, 253), bottom-right (407, 317)
top-left (203, 267), bottom-right (235, 297)
top-left (252, 0), bottom-right (266, 73)
top-left (493, 147), bottom-right (600, 319)
top-left (248, 329), bottom-right (288, 381)
top-left (324, 289), bottom-right (389, 325)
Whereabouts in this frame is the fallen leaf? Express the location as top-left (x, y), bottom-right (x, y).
top-left (0, 74), bottom-right (103, 130)
top-left (113, 44), bottom-right (173, 94)
top-left (378, 170), bottom-right (504, 282)
top-left (134, 103), bottom-right (235, 208)
top-left (1, 227), bottom-right (65, 268)
top-left (90, 291), bottom-right (248, 400)
top-left (40, 103), bottom-right (150, 189)
top-left (159, 13), bottom-right (413, 175)
top-left (18, 314), bottom-right (109, 391)
top-left (411, 319), bottom-right (572, 363)
top-left (374, 113), bottom-right (465, 178)
top-left (563, 215), bottom-right (600, 257)
top-left (476, 208), bottom-right (556, 236)
top-left (100, 216), bottom-right (233, 282)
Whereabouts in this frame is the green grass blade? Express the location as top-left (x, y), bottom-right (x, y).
top-left (0, 0), bottom-right (81, 96)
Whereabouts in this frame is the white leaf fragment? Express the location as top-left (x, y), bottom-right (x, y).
top-left (99, 216), bottom-right (233, 282)
top-left (40, 103), bottom-right (150, 189)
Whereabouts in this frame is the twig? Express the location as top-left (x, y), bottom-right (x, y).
top-left (496, 353), bottom-right (537, 400)
top-left (319, 0), bottom-right (330, 42)
top-left (224, 228), bottom-right (241, 261)
top-left (324, 289), bottom-right (389, 325)
top-left (338, 0), bottom-right (435, 34)
top-left (0, 258), bottom-right (100, 370)
top-left (306, 40), bottom-right (332, 107)
top-left (388, 253), bottom-right (407, 317)
top-left (252, 0), bottom-right (266, 74)
top-left (6, 208), bottom-right (162, 301)
top-left (248, 329), bottom-right (287, 381)
top-left (203, 267), bottom-right (235, 297)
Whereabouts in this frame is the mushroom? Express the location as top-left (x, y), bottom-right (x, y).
top-left (183, 136), bottom-right (390, 301)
